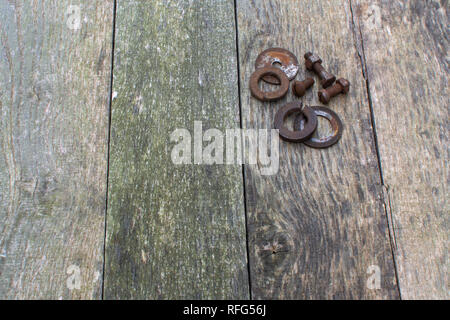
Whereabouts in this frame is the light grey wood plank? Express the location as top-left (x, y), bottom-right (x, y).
top-left (0, 0), bottom-right (113, 299)
top-left (104, 0), bottom-right (249, 299)
top-left (353, 0), bottom-right (449, 299)
top-left (236, 0), bottom-right (399, 299)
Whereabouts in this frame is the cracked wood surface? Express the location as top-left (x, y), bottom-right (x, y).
top-left (103, 0), bottom-right (249, 299)
top-left (236, 0), bottom-right (399, 299)
top-left (0, 0), bottom-right (447, 300)
top-left (0, 0), bottom-right (113, 299)
top-left (353, 0), bottom-right (449, 299)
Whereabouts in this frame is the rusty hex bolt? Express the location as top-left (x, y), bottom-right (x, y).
top-left (318, 78), bottom-right (350, 104)
top-left (304, 52), bottom-right (336, 88)
top-left (292, 77), bottom-right (315, 97)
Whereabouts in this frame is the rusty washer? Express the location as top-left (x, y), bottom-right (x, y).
top-left (294, 106), bottom-right (343, 148)
top-left (255, 48), bottom-right (299, 84)
top-left (249, 67), bottom-right (289, 102)
top-left (274, 102), bottom-right (318, 142)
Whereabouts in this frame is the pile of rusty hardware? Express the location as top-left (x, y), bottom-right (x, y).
top-left (249, 48), bottom-right (350, 148)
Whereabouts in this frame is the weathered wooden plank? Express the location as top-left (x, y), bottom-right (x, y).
top-left (236, 0), bottom-right (399, 299)
top-left (352, 0), bottom-right (449, 299)
top-left (104, 0), bottom-right (249, 299)
top-left (0, 0), bottom-right (113, 299)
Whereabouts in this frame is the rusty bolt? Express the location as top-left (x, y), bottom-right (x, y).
top-left (304, 52), bottom-right (336, 88)
top-left (318, 78), bottom-right (350, 104)
top-left (292, 77), bottom-right (315, 97)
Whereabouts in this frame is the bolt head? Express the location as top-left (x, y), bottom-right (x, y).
top-left (304, 52), bottom-right (322, 70)
top-left (293, 81), bottom-right (306, 97)
top-left (336, 78), bottom-right (350, 93)
top-left (318, 89), bottom-right (330, 104)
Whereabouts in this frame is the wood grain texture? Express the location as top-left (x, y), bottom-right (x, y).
top-left (104, 0), bottom-right (249, 299)
top-left (352, 0), bottom-right (449, 299)
top-left (236, 0), bottom-right (399, 299)
top-left (0, 0), bottom-right (113, 299)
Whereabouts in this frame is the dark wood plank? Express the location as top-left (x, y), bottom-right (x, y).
top-left (236, 0), bottom-right (399, 299)
top-left (0, 0), bottom-right (113, 299)
top-left (104, 0), bottom-right (249, 299)
top-left (353, 0), bottom-right (449, 299)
